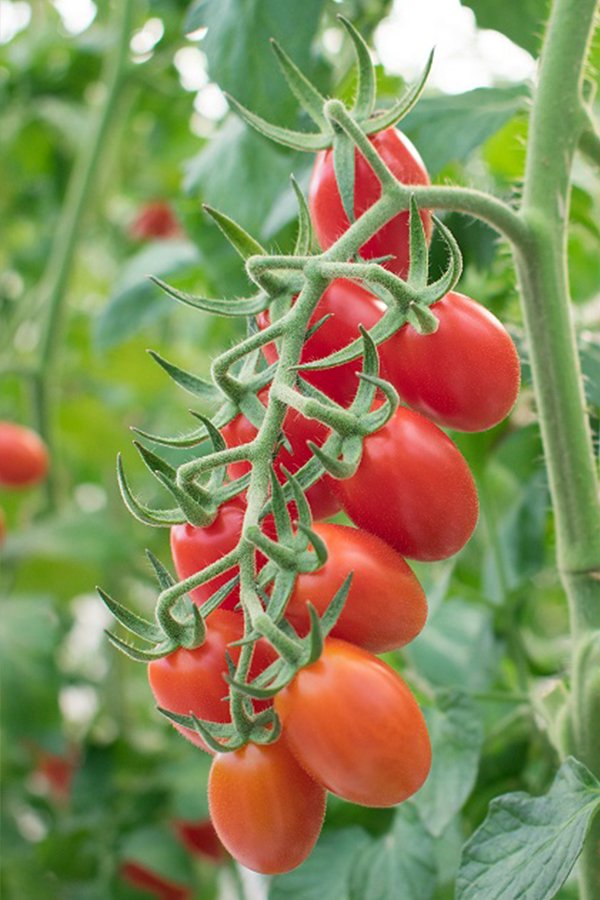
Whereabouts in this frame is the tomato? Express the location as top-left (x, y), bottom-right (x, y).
top-left (129, 201), bottom-right (182, 241)
top-left (147, 611), bottom-right (276, 753)
top-left (173, 818), bottom-right (227, 863)
top-left (256, 279), bottom-right (384, 406)
top-left (275, 639), bottom-right (431, 807)
top-left (309, 128), bottom-right (431, 278)
top-left (222, 389), bottom-right (340, 521)
top-left (33, 747), bottom-right (77, 805)
top-left (171, 498), bottom-right (248, 609)
top-left (285, 523), bottom-right (426, 653)
top-left (208, 738), bottom-right (326, 874)
top-left (120, 861), bottom-right (191, 900)
top-left (0, 422), bottom-right (49, 488)
top-left (331, 406), bottom-right (478, 561)
top-left (379, 291), bottom-right (521, 431)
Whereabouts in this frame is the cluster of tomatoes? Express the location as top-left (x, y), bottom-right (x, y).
top-left (148, 126), bottom-right (520, 875)
top-left (0, 421), bottom-right (50, 542)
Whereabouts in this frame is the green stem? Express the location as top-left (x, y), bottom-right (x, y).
top-left (33, 0), bottom-right (134, 508)
top-left (515, 0), bottom-right (600, 894)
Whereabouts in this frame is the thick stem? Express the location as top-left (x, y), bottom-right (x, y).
top-left (33, 0), bottom-right (134, 508)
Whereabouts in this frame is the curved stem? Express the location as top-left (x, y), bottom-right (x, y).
top-left (33, 0), bottom-right (135, 508)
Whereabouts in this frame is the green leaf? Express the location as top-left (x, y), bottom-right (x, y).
top-left (461, 0), bottom-right (548, 56)
top-left (119, 825), bottom-right (193, 886)
top-left (184, 0), bottom-right (326, 123)
top-left (456, 757), bottom-right (600, 900)
top-left (401, 84), bottom-right (529, 175)
top-left (94, 241), bottom-right (200, 349)
top-left (414, 691), bottom-right (484, 837)
top-left (350, 804), bottom-right (437, 900)
top-left (269, 828), bottom-right (372, 900)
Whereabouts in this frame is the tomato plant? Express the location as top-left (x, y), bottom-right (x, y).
top-left (309, 128), bottom-right (432, 277)
top-left (0, 422), bottom-right (49, 488)
top-left (330, 406), bottom-right (479, 560)
top-left (275, 639), bottom-right (431, 807)
top-left (208, 738), bottom-right (326, 874)
top-left (285, 522), bottom-right (427, 652)
top-left (147, 611), bottom-right (276, 752)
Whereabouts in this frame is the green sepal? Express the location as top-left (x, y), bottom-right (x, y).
top-left (246, 524), bottom-right (297, 569)
top-left (152, 470), bottom-right (215, 527)
top-left (225, 93), bottom-right (330, 152)
top-left (280, 466), bottom-right (312, 529)
top-left (117, 453), bottom-right (185, 527)
top-left (150, 276), bottom-right (269, 319)
top-left (415, 214), bottom-right (462, 304)
top-left (333, 131), bottom-right (356, 223)
top-left (319, 573), bottom-right (353, 635)
top-left (132, 439), bottom-right (176, 481)
top-left (148, 349), bottom-right (221, 400)
top-left (304, 603), bottom-right (324, 665)
top-left (203, 204), bottom-right (266, 260)
top-left (363, 48), bottom-right (434, 134)
top-left (157, 593), bottom-right (206, 651)
top-left (130, 422), bottom-right (208, 449)
top-left (146, 550), bottom-right (175, 591)
top-left (406, 304), bottom-right (439, 334)
top-left (263, 569), bottom-right (298, 623)
top-left (291, 176), bottom-right (316, 256)
top-left (105, 631), bottom-right (176, 662)
top-left (307, 440), bottom-right (357, 479)
top-left (199, 573), bottom-right (240, 618)
top-left (358, 373), bottom-right (400, 431)
top-left (407, 195), bottom-right (429, 287)
top-left (158, 708), bottom-right (234, 753)
top-left (248, 710), bottom-right (282, 745)
top-left (270, 39), bottom-right (328, 129)
top-left (295, 522), bottom-right (328, 569)
top-left (133, 441), bottom-right (213, 510)
top-left (338, 16), bottom-right (376, 120)
top-left (97, 586), bottom-right (163, 643)
top-left (269, 468), bottom-right (294, 542)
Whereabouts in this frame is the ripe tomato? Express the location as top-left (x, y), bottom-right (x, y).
top-left (275, 639), bottom-right (431, 807)
top-left (147, 611), bottom-right (276, 753)
top-left (379, 291), bottom-right (521, 431)
top-left (173, 818), bottom-right (227, 863)
top-left (0, 422), bottom-right (49, 488)
top-left (171, 498), bottom-right (248, 609)
top-left (285, 523), bottom-right (427, 653)
top-left (222, 390), bottom-right (340, 521)
top-left (129, 201), bottom-right (182, 241)
top-left (309, 128), bottom-right (431, 278)
top-left (208, 738), bottom-right (326, 874)
top-left (120, 861), bottom-right (191, 900)
top-left (256, 280), bottom-right (384, 406)
top-left (331, 406), bottom-right (478, 560)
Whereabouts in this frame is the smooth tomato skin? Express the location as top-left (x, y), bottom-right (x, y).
top-left (285, 523), bottom-right (427, 653)
top-left (331, 407), bottom-right (478, 561)
top-left (309, 128), bottom-right (431, 278)
top-left (147, 611), bottom-right (276, 753)
top-left (221, 391), bottom-right (340, 521)
top-left (0, 422), bottom-right (49, 488)
top-left (380, 291), bottom-right (521, 431)
top-left (173, 818), bottom-right (227, 863)
top-left (275, 639), bottom-right (431, 807)
top-left (208, 739), bottom-right (326, 874)
top-left (256, 280), bottom-right (384, 407)
top-left (120, 861), bottom-right (191, 900)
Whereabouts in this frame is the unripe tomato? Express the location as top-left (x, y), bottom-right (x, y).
top-left (379, 291), bottom-right (521, 431)
top-left (331, 407), bottom-right (478, 560)
top-left (309, 128), bottom-right (431, 278)
top-left (256, 280), bottom-right (384, 406)
top-left (208, 738), bottom-right (326, 874)
top-left (147, 611), bottom-right (276, 753)
top-left (0, 422), bottom-right (49, 488)
top-left (275, 639), bottom-right (431, 807)
top-left (285, 523), bottom-right (427, 653)
top-left (221, 390), bottom-right (340, 521)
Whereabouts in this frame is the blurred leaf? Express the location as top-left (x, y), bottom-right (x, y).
top-left (269, 827), bottom-right (372, 900)
top-left (119, 825), bottom-right (193, 886)
top-left (579, 332), bottom-right (600, 409)
top-left (401, 85), bottom-right (529, 175)
top-left (414, 691), bottom-right (484, 837)
top-left (456, 758), bottom-right (600, 899)
top-left (94, 241), bottom-right (200, 349)
top-left (350, 804), bottom-right (436, 900)
top-left (460, 0), bottom-right (548, 56)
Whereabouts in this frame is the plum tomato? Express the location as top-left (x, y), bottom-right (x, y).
top-left (275, 639), bottom-right (431, 807)
top-left (0, 422), bottom-right (49, 488)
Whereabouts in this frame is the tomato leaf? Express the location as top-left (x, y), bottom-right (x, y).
top-left (456, 757), bottom-right (600, 900)
top-left (349, 804), bottom-right (436, 900)
top-left (414, 690), bottom-right (484, 837)
top-left (461, 0), bottom-right (548, 56)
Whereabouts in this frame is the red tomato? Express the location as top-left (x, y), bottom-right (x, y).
top-left (173, 818), bottom-right (227, 863)
top-left (34, 747), bottom-right (77, 805)
top-left (129, 201), bottom-right (182, 241)
top-left (222, 390), bottom-right (340, 521)
top-left (275, 639), bottom-right (431, 807)
top-left (147, 611), bottom-right (276, 753)
top-left (379, 291), bottom-right (521, 431)
top-left (285, 523), bottom-right (427, 653)
top-left (0, 422), bottom-right (49, 488)
top-left (256, 279), bottom-right (384, 406)
top-left (120, 861), bottom-right (191, 900)
top-left (331, 406), bottom-right (478, 561)
top-left (309, 128), bottom-right (431, 278)
top-left (208, 738), bottom-right (326, 874)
